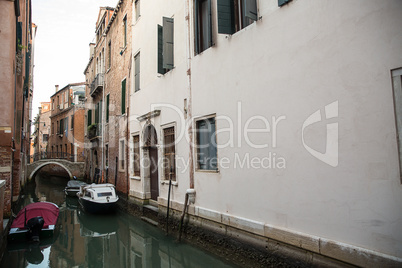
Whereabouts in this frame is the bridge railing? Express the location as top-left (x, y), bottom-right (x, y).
top-left (31, 152), bottom-right (77, 163)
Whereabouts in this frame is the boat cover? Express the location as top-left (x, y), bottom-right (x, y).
top-left (11, 202), bottom-right (59, 229)
top-left (66, 180), bottom-right (87, 188)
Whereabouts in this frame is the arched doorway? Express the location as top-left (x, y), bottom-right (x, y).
top-left (143, 124), bottom-right (159, 201)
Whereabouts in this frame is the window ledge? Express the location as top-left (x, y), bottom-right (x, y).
top-left (195, 169), bottom-right (219, 173)
top-left (161, 180), bottom-right (178, 186)
top-left (130, 176), bottom-right (141, 181)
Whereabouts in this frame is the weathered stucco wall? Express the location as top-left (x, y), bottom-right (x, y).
top-left (128, 0), bottom-right (402, 264)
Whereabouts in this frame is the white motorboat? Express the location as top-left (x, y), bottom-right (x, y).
top-left (77, 183), bottom-right (119, 214)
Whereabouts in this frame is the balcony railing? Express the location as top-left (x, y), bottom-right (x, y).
top-left (90, 73), bottom-right (104, 97)
top-left (31, 152), bottom-right (76, 163)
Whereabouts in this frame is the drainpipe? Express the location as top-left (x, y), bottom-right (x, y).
top-left (101, 33), bottom-right (106, 183)
top-left (185, 0), bottom-right (196, 204)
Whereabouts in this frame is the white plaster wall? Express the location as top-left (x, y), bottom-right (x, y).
top-left (129, 0), bottom-right (402, 258)
top-left (189, 0), bottom-right (402, 258)
top-left (129, 0), bottom-right (191, 202)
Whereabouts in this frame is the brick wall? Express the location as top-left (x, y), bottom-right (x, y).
top-left (104, 0), bottom-right (132, 193)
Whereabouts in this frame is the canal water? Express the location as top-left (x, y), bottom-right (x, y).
top-left (0, 171), bottom-right (238, 268)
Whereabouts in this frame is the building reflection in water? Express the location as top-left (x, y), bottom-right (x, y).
top-left (1, 171), bottom-right (235, 268)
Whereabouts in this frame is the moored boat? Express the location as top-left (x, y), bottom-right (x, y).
top-left (64, 179), bottom-right (87, 197)
top-left (8, 202), bottom-right (59, 242)
top-left (77, 183), bottom-right (119, 214)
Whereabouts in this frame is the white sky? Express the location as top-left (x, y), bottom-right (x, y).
top-left (31, 0), bottom-right (117, 119)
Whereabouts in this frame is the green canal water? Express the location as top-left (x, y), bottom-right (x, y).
top-left (0, 172), bottom-right (238, 268)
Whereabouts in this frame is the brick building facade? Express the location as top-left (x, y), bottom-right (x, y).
top-left (49, 83), bottom-right (86, 163)
top-left (83, 1), bottom-right (131, 193)
top-left (32, 102), bottom-right (51, 160)
top-left (0, 0), bottom-right (34, 217)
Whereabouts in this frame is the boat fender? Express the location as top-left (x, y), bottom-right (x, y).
top-left (107, 196), bottom-right (110, 202)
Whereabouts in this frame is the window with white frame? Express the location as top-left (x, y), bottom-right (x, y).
top-left (163, 127), bottom-right (176, 180)
top-left (196, 117), bottom-right (217, 170)
top-left (217, 0), bottom-right (257, 35)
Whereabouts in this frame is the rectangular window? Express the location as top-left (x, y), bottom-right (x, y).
top-left (163, 127), bottom-right (176, 180)
top-left (52, 99), bottom-right (55, 110)
top-left (52, 123), bottom-right (54, 135)
top-left (217, 0), bottom-right (257, 35)
top-left (123, 15), bottom-right (127, 48)
top-left (196, 117), bottom-right (217, 170)
top-left (71, 115), bottom-right (74, 129)
top-left (392, 68), bottom-right (402, 183)
top-left (43, 134), bottom-right (49, 142)
top-left (121, 79), bottom-right (126, 114)
top-left (95, 102), bottom-right (100, 124)
top-left (134, 53), bottom-right (140, 92)
top-left (87, 110), bottom-right (92, 126)
top-left (135, 0), bottom-right (140, 21)
top-left (60, 118), bottom-right (64, 135)
top-left (133, 135), bottom-right (140, 177)
top-left (108, 41), bottom-right (111, 69)
top-left (119, 139), bottom-right (125, 171)
top-left (106, 94), bottom-right (110, 123)
top-left (195, 0), bottom-right (212, 54)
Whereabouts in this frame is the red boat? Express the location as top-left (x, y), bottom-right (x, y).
top-left (8, 202), bottom-right (59, 242)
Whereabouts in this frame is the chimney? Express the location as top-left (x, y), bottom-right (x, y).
top-left (55, 85), bottom-right (59, 93)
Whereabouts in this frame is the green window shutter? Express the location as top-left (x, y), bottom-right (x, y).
top-left (134, 53), bottom-right (140, 91)
top-left (99, 100), bottom-right (102, 123)
top-left (278, 0), bottom-right (291, 7)
top-left (121, 79), bottom-right (126, 114)
top-left (245, 0), bottom-right (257, 21)
top-left (217, 0), bottom-right (235, 34)
top-left (106, 94), bottom-right (109, 122)
top-left (157, 25), bottom-right (165, 74)
top-left (163, 17), bottom-right (174, 70)
top-left (60, 119), bottom-right (63, 134)
top-left (88, 110), bottom-right (92, 126)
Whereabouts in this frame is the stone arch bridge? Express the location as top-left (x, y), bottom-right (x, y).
top-left (27, 159), bottom-right (85, 181)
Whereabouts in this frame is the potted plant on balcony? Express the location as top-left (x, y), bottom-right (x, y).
top-left (88, 124), bottom-right (97, 139)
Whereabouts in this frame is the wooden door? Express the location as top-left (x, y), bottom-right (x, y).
top-left (149, 147), bottom-right (159, 201)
